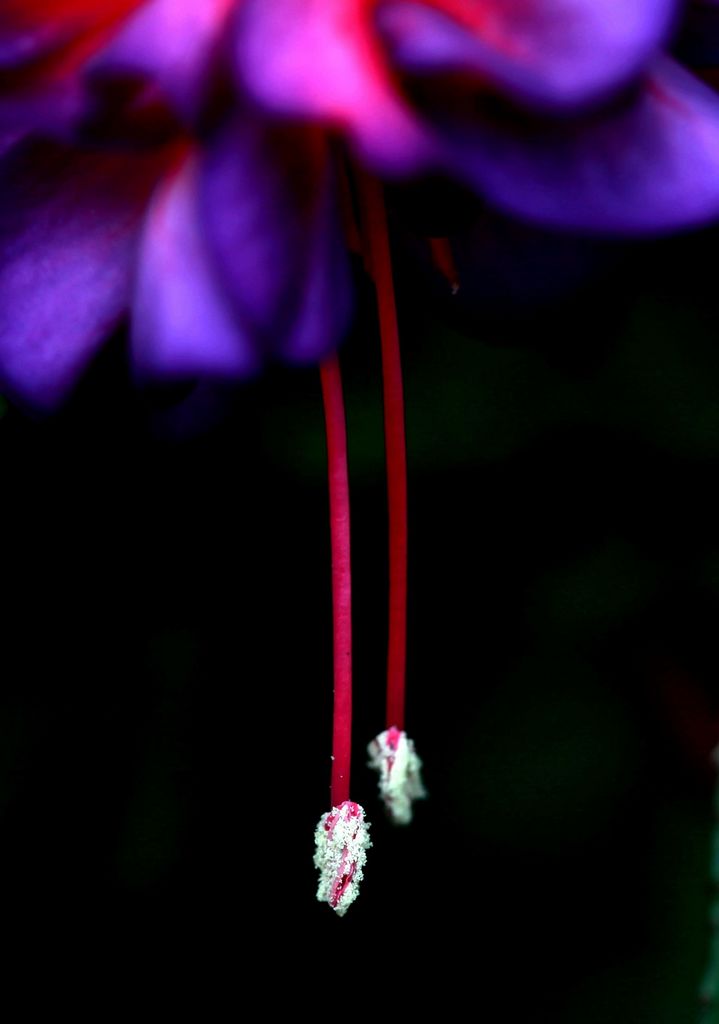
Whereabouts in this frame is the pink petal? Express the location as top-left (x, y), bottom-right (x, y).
top-left (235, 0), bottom-right (436, 175)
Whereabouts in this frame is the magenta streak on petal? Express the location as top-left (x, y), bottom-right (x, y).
top-left (646, 74), bottom-right (692, 116)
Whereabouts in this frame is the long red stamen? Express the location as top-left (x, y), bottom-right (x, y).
top-left (320, 355), bottom-right (352, 806)
top-left (429, 237), bottom-right (460, 294)
top-left (359, 174), bottom-right (408, 732)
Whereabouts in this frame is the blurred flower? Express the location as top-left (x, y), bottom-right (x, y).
top-left (237, 0), bottom-right (719, 234)
top-left (0, 2), bottom-right (354, 408)
top-left (2, 0), bottom-right (719, 408)
top-left (6, 0), bottom-right (719, 918)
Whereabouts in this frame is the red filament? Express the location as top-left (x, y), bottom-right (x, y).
top-left (359, 174), bottom-right (408, 732)
top-left (320, 355), bottom-right (353, 807)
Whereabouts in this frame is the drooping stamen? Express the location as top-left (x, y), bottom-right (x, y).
top-left (359, 175), bottom-right (427, 824)
top-left (429, 237), bottom-right (460, 295)
top-left (320, 354), bottom-right (352, 807)
top-left (317, 358), bottom-right (371, 916)
top-left (358, 173), bottom-right (408, 733)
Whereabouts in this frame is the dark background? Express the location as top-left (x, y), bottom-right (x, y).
top-left (1, 202), bottom-right (718, 1014)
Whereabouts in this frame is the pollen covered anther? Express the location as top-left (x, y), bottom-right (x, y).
top-left (368, 726), bottom-right (426, 825)
top-left (314, 800), bottom-right (371, 916)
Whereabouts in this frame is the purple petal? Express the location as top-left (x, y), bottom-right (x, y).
top-left (0, 129), bottom-right (24, 155)
top-left (447, 59), bottom-right (719, 236)
top-left (377, 0), bottom-right (678, 110)
top-left (132, 150), bottom-right (260, 379)
top-left (88, 0), bottom-right (233, 122)
top-left (234, 0), bottom-right (435, 175)
top-left (0, 140), bottom-right (166, 409)
top-left (198, 116), bottom-right (353, 364)
top-left (279, 161), bottom-right (355, 364)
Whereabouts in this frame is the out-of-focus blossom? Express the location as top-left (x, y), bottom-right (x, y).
top-left (236, 0), bottom-right (676, 159)
top-left (0, 122), bottom-right (353, 409)
top-left (3, 0), bottom-right (719, 409)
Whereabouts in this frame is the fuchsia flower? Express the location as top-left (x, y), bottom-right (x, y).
top-left (3, 0), bottom-right (719, 409)
top-left (5, 0), bottom-right (719, 914)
